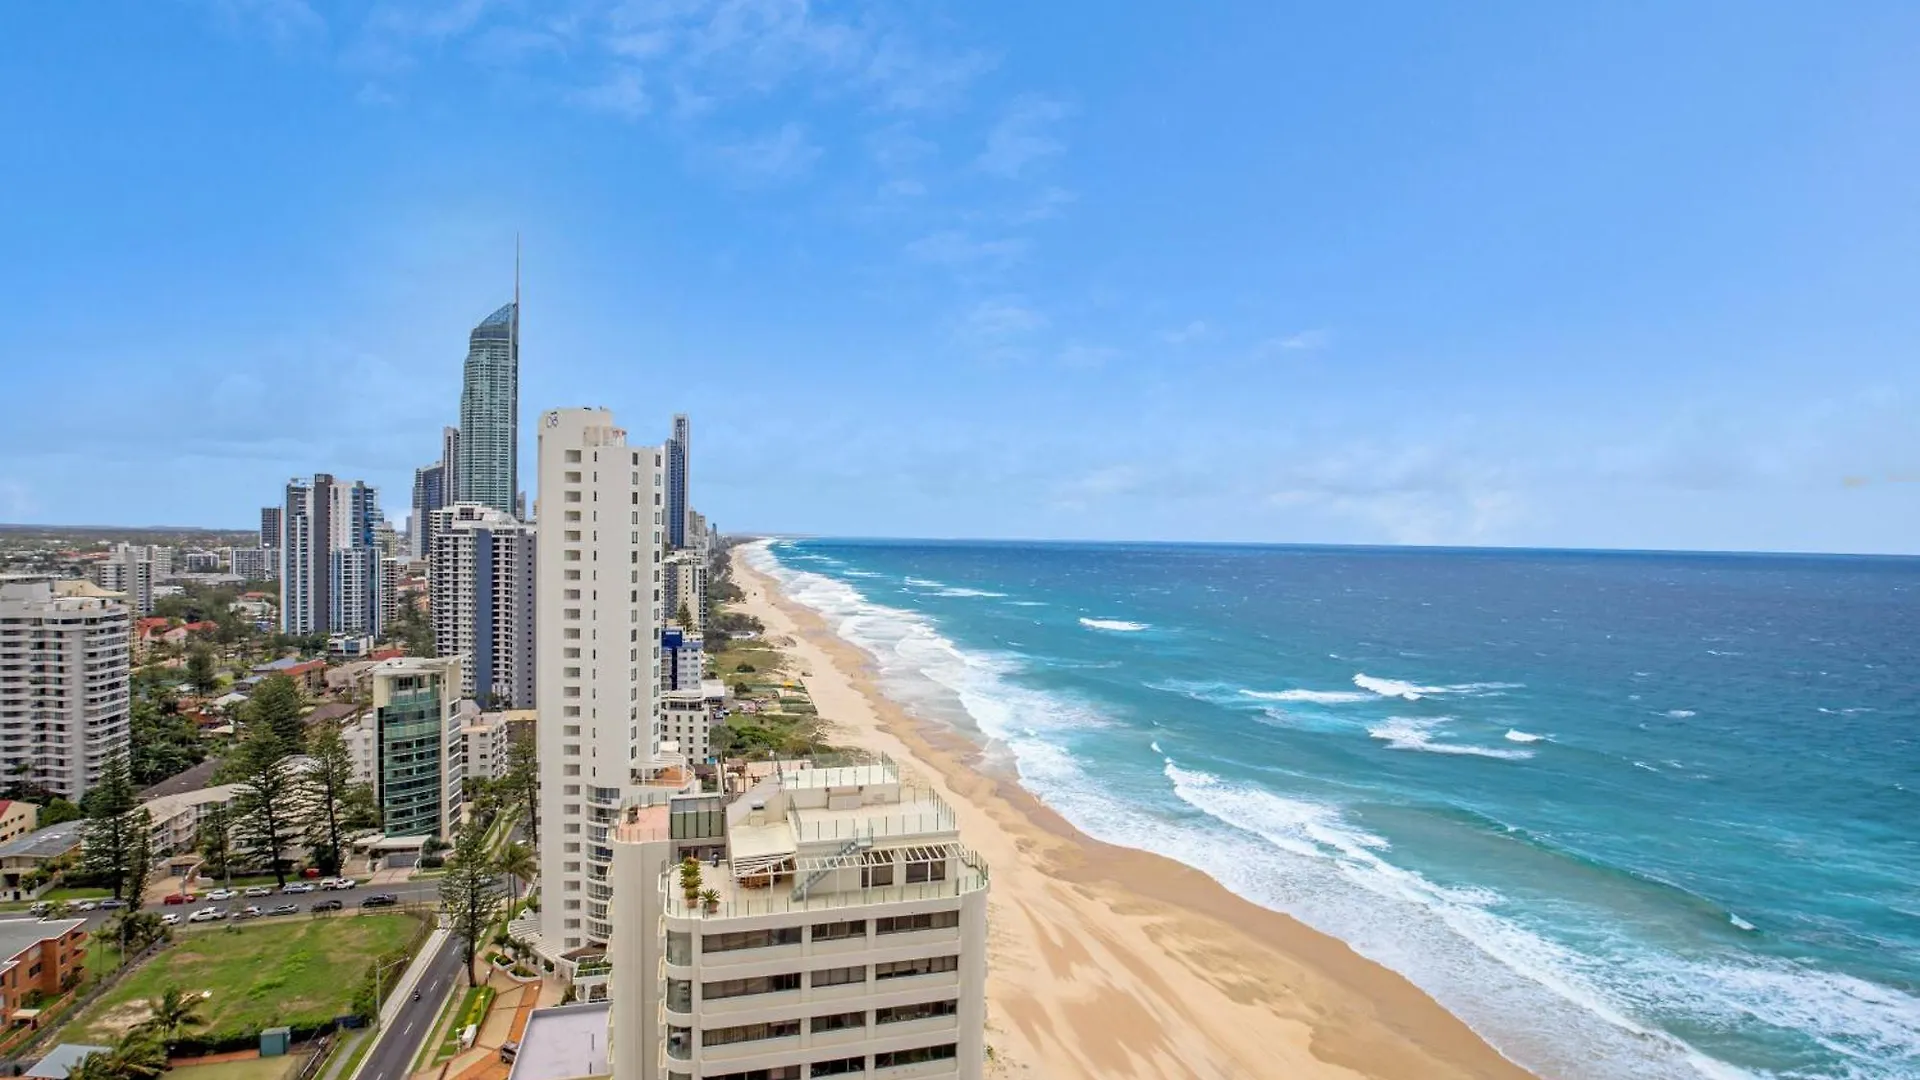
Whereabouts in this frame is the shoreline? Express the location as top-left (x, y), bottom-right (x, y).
top-left (730, 547), bottom-right (1538, 1080)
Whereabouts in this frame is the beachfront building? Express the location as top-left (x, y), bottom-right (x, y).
top-left (459, 302), bottom-right (519, 516)
top-left (430, 504), bottom-right (536, 708)
top-left (0, 580), bottom-right (131, 802)
top-left (662, 551), bottom-right (707, 634)
top-left (665, 414), bottom-right (690, 550)
top-left (606, 756), bottom-right (989, 1080)
top-left (659, 689), bottom-right (717, 765)
top-left (533, 407), bottom-right (673, 957)
top-left (660, 628), bottom-right (703, 694)
top-left (357, 656), bottom-right (466, 840)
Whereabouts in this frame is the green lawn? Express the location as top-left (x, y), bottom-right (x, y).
top-left (67, 914), bottom-right (421, 1043)
top-left (429, 986), bottom-right (494, 1065)
top-left (169, 1056), bottom-right (302, 1080)
top-left (42, 887), bottom-right (114, 902)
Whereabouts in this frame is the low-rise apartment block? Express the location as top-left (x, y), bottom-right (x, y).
top-left (607, 756), bottom-right (987, 1080)
top-left (0, 919), bottom-right (87, 1023)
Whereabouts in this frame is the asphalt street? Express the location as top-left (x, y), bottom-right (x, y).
top-left (359, 930), bottom-right (465, 1080)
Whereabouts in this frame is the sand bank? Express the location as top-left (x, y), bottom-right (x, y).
top-left (730, 551), bottom-right (1536, 1080)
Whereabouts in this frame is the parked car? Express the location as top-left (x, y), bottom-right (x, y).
top-left (359, 894), bottom-right (399, 908)
top-left (160, 912), bottom-right (182, 926)
top-left (282, 882), bottom-right (316, 894)
top-left (243, 886), bottom-right (273, 898)
top-left (187, 907), bottom-right (226, 923)
top-left (68, 900), bottom-right (98, 912)
top-left (310, 899), bottom-right (343, 912)
top-left (239, 905), bottom-right (262, 918)
top-left (163, 893), bottom-right (197, 906)
top-left (98, 898), bottom-right (127, 910)
top-left (266, 903), bottom-right (299, 917)
top-left (326, 878), bottom-right (358, 890)
top-left (205, 888), bottom-right (237, 901)
top-left (27, 902), bottom-right (50, 916)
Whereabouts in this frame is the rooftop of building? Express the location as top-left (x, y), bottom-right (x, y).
top-left (25, 1044), bottom-right (108, 1080)
top-left (0, 822), bottom-right (86, 861)
top-left (0, 918), bottom-right (85, 962)
top-left (303, 702), bottom-right (361, 726)
top-left (504, 1002), bottom-right (609, 1080)
top-left (474, 301), bottom-right (517, 333)
top-left (137, 759), bottom-right (223, 800)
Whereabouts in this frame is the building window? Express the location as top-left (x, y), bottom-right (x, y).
top-left (873, 1045), bottom-right (957, 1069)
top-left (875, 955), bottom-right (958, 981)
top-left (808, 1060), bottom-right (863, 1078)
top-left (702, 927), bottom-right (801, 953)
top-left (811, 919), bottom-right (865, 942)
top-left (706, 1070), bottom-right (799, 1080)
top-left (703, 973), bottom-right (800, 999)
top-left (702, 1020), bottom-right (800, 1047)
top-left (875, 910), bottom-right (960, 935)
top-left (809, 1011), bottom-right (863, 1034)
top-left (666, 931), bottom-right (692, 965)
top-left (904, 859), bottom-right (948, 885)
top-left (810, 966), bottom-right (863, 988)
top-left (860, 854), bottom-right (893, 888)
top-left (876, 999), bottom-right (957, 1025)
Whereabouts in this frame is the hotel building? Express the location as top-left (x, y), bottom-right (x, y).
top-left (606, 756), bottom-right (988, 1080)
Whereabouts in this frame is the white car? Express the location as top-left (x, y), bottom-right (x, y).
top-left (160, 913), bottom-right (182, 926)
top-left (205, 888), bottom-right (237, 901)
top-left (187, 907), bottom-right (226, 923)
top-left (326, 878), bottom-right (358, 890)
top-left (69, 900), bottom-right (98, 912)
top-left (282, 882), bottom-right (315, 894)
top-left (244, 886), bottom-right (273, 898)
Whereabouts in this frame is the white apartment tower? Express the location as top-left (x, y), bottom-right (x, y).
top-left (0, 580), bottom-right (132, 801)
top-left (662, 552), bottom-right (708, 635)
top-left (430, 503), bottom-right (536, 708)
top-left (96, 544), bottom-right (156, 616)
top-left (607, 757), bottom-right (989, 1080)
top-left (535, 408), bottom-right (670, 955)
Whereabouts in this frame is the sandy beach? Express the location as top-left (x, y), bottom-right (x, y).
top-left (730, 549), bottom-right (1537, 1080)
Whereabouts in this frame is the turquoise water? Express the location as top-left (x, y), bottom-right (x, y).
top-left (746, 539), bottom-right (1920, 1080)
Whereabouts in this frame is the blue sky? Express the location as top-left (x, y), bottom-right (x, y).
top-left (5, 2), bottom-right (1919, 553)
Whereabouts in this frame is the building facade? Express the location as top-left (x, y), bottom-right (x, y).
top-left (607, 758), bottom-right (988, 1080)
top-left (259, 506), bottom-right (282, 550)
top-left (0, 581), bottom-right (131, 801)
top-left (364, 656), bottom-right (466, 839)
top-left (95, 544), bottom-right (156, 616)
top-left (660, 628), bottom-right (704, 694)
top-left (0, 919), bottom-right (87, 1024)
top-left (430, 503), bottom-right (536, 708)
top-left (279, 474), bottom-right (332, 635)
top-left (458, 304), bottom-right (519, 516)
top-left (662, 552), bottom-right (708, 635)
top-left (535, 408), bottom-right (669, 955)
top-left (665, 414), bottom-right (690, 550)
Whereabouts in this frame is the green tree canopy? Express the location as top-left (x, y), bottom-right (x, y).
top-left (246, 673), bottom-right (305, 748)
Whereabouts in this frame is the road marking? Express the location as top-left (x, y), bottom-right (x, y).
top-left (403, 1020), bottom-right (415, 1035)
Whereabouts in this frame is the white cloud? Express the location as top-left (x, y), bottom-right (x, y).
top-left (705, 122), bottom-right (823, 186)
top-left (904, 230), bottom-right (1029, 267)
top-left (976, 96), bottom-right (1072, 178)
top-left (1257, 328), bottom-right (1332, 354)
top-left (570, 68), bottom-right (650, 118)
top-left (1163, 320), bottom-right (1210, 345)
top-left (961, 298), bottom-right (1048, 342)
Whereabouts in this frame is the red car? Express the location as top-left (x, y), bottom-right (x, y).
top-left (163, 893), bottom-right (198, 905)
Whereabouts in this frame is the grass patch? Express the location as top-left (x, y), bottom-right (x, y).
top-left (170, 1056), bottom-right (301, 1080)
top-left (430, 986), bottom-right (495, 1065)
top-left (42, 887), bottom-right (113, 902)
top-left (67, 914), bottom-right (422, 1045)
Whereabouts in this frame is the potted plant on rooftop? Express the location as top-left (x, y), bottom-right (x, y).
top-left (699, 888), bottom-right (720, 915)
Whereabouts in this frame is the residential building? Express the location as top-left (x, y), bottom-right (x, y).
top-left (259, 506), bottom-right (282, 550)
top-left (182, 551), bottom-right (220, 574)
top-left (462, 708), bottom-right (517, 784)
top-left (411, 462), bottom-right (447, 559)
top-left (279, 474), bottom-right (334, 635)
top-left (0, 580), bottom-right (130, 802)
top-left (362, 656), bottom-right (466, 839)
top-left (330, 547), bottom-right (383, 638)
top-left (227, 547), bottom-right (273, 580)
top-left (606, 757), bottom-right (988, 1080)
top-left (458, 301), bottom-right (519, 516)
top-left (0, 803), bottom-right (36, 845)
top-left (0, 821), bottom-right (85, 901)
top-left (95, 544), bottom-right (155, 616)
top-left (665, 414), bottom-right (690, 550)
top-left (660, 629), bottom-right (703, 694)
top-left (430, 504), bottom-right (536, 708)
top-left (686, 510), bottom-right (708, 558)
top-left (141, 782), bottom-right (239, 856)
top-left (534, 408), bottom-right (671, 956)
top-left (659, 690), bottom-right (715, 765)
top-left (662, 552), bottom-right (708, 635)
top-left (0, 919), bottom-right (87, 1023)
top-left (380, 557), bottom-right (402, 632)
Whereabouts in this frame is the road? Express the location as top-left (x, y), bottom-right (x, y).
top-left (358, 929), bottom-right (465, 1080)
top-left (51, 878), bottom-right (465, 933)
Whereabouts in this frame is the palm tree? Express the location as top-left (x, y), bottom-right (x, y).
top-left (74, 1031), bottom-right (168, 1080)
top-left (135, 985), bottom-right (206, 1050)
top-left (494, 841), bottom-right (536, 903)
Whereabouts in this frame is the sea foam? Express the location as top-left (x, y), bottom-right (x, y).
top-left (1080, 617), bottom-right (1149, 632)
top-left (1369, 718), bottom-right (1536, 760)
top-left (1505, 729), bottom-right (1545, 743)
top-left (1242, 688), bottom-right (1373, 705)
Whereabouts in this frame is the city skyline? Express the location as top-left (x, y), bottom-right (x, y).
top-left (4, 4), bottom-right (1919, 555)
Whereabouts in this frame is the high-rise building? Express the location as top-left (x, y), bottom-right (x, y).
top-left (534, 408), bottom-right (677, 955)
top-left (259, 507), bottom-right (281, 550)
top-left (411, 425), bottom-right (461, 559)
top-left (359, 656), bottom-right (466, 839)
top-left (458, 302), bottom-right (519, 516)
top-left (379, 557), bottom-right (402, 633)
top-left (430, 503), bottom-right (536, 708)
top-left (606, 757), bottom-right (990, 1080)
top-left (659, 627), bottom-right (703, 693)
top-left (665, 414), bottom-right (689, 549)
top-left (280, 475), bottom-right (383, 637)
top-left (228, 547), bottom-right (273, 580)
top-left (662, 551), bottom-right (707, 635)
top-left (330, 547), bottom-right (382, 637)
top-left (441, 424), bottom-right (461, 507)
top-left (0, 580), bottom-right (132, 801)
top-left (96, 544), bottom-right (155, 615)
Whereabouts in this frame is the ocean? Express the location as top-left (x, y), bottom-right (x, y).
top-left (743, 538), bottom-right (1920, 1080)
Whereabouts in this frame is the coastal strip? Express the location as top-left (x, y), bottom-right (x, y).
top-left (729, 549), bottom-right (1537, 1080)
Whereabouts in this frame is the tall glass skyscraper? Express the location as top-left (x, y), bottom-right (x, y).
top-left (666, 413), bottom-right (689, 548)
top-left (458, 302), bottom-right (518, 515)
